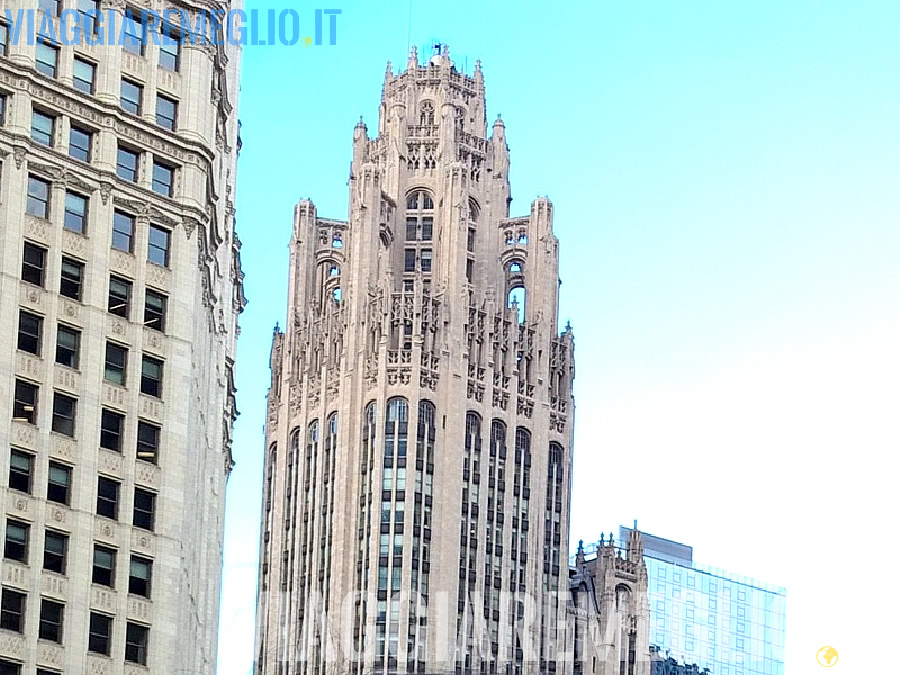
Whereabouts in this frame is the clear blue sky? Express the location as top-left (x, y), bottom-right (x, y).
top-left (220, 2), bottom-right (900, 673)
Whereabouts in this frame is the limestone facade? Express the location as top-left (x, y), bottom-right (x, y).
top-left (254, 46), bottom-right (577, 675)
top-left (0, 2), bottom-right (243, 673)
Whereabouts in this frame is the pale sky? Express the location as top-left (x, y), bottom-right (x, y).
top-left (219, 2), bottom-right (900, 673)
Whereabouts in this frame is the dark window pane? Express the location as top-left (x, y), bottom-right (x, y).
top-left (422, 217), bottom-right (433, 241)
top-left (404, 249), bottom-right (416, 272)
top-left (129, 556), bottom-right (151, 597)
top-left (133, 488), bottom-right (155, 531)
top-left (43, 530), bottom-right (67, 574)
top-left (55, 325), bottom-right (80, 369)
top-left (13, 380), bottom-right (37, 424)
top-left (140, 356), bottom-right (163, 397)
top-left (125, 622), bottom-right (149, 664)
top-left (51, 393), bottom-right (76, 436)
top-left (38, 599), bottom-right (64, 643)
top-left (17, 310), bottom-right (42, 355)
top-left (92, 545), bottom-right (115, 586)
top-left (4, 520), bottom-right (28, 562)
top-left (104, 342), bottom-right (127, 386)
top-left (8, 451), bottom-right (32, 494)
top-left (88, 612), bottom-right (112, 655)
top-left (60, 257), bottom-right (84, 300)
top-left (122, 8), bottom-right (144, 54)
top-left (97, 477), bottom-right (119, 520)
top-left (0, 589), bottom-right (25, 633)
top-left (108, 276), bottom-right (132, 318)
top-left (144, 290), bottom-right (166, 331)
top-left (47, 462), bottom-right (71, 505)
top-left (22, 242), bottom-right (46, 285)
top-left (137, 421), bottom-right (160, 463)
top-left (100, 409), bottom-right (125, 451)
top-left (159, 24), bottom-right (180, 71)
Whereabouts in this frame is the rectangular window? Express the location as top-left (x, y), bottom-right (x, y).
top-left (8, 451), bottom-right (33, 494)
top-left (405, 217), bottom-right (417, 241)
top-left (55, 324), bottom-right (80, 369)
top-left (108, 276), bottom-right (132, 318)
top-left (0, 589), bottom-right (25, 632)
top-left (133, 488), bottom-right (155, 531)
top-left (4, 520), bottom-right (28, 562)
top-left (151, 161), bottom-right (174, 197)
top-left (144, 290), bottom-right (167, 331)
top-left (122, 8), bottom-right (145, 54)
top-left (39, 598), bottom-right (64, 643)
top-left (140, 356), bottom-right (163, 397)
top-left (421, 249), bottom-right (433, 272)
top-left (31, 109), bottom-right (55, 145)
top-left (26, 175), bottom-right (51, 219)
top-left (159, 23), bottom-right (180, 71)
top-left (129, 556), bottom-right (151, 597)
top-left (51, 392), bottom-right (76, 436)
top-left (404, 249), bottom-right (416, 272)
top-left (0, 94), bottom-right (6, 125)
top-left (92, 545), bottom-right (115, 586)
top-left (43, 530), bottom-right (67, 574)
top-left (73, 57), bottom-right (95, 94)
top-left (155, 94), bottom-right (177, 130)
top-left (22, 242), bottom-right (47, 284)
top-left (38, 0), bottom-right (61, 16)
top-left (35, 41), bottom-right (58, 78)
top-left (125, 622), bottom-right (149, 665)
top-left (13, 380), bottom-right (38, 424)
top-left (104, 342), bottom-right (128, 386)
top-left (137, 421), bottom-right (160, 464)
top-left (97, 477), bottom-right (119, 519)
top-left (46, 462), bottom-right (71, 505)
top-left (17, 310), bottom-right (43, 355)
top-left (100, 409), bottom-right (125, 451)
top-left (77, 0), bottom-right (99, 34)
top-left (112, 211), bottom-right (135, 252)
top-left (0, 23), bottom-right (8, 57)
top-left (88, 612), bottom-right (112, 655)
top-left (60, 257), bottom-right (84, 300)
top-left (422, 217), bottom-right (433, 241)
top-left (116, 146), bottom-right (138, 182)
top-left (120, 78), bottom-right (142, 115)
top-left (147, 224), bottom-right (170, 265)
top-left (63, 191), bottom-right (88, 233)
top-left (69, 125), bottom-right (92, 162)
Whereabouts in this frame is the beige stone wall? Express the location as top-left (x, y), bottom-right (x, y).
top-left (255, 47), bottom-right (575, 675)
top-left (0, 1), bottom-right (243, 673)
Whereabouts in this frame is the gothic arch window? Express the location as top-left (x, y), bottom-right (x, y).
top-left (454, 106), bottom-right (465, 134)
top-left (468, 197), bottom-right (480, 222)
top-left (491, 419), bottom-right (507, 457)
top-left (329, 264), bottom-right (340, 277)
top-left (615, 584), bottom-right (632, 611)
top-left (406, 190), bottom-right (434, 245)
top-left (507, 286), bottom-right (526, 324)
top-left (466, 412), bottom-right (482, 450)
top-left (332, 233), bottom-right (343, 249)
top-left (420, 101), bottom-right (435, 126)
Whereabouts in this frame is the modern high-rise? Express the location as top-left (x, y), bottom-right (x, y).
top-left (0, 4), bottom-right (243, 674)
top-left (617, 528), bottom-right (786, 675)
top-left (254, 45), bottom-right (576, 675)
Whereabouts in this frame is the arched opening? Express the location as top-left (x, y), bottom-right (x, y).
top-left (420, 101), bottom-right (435, 126)
top-left (507, 286), bottom-right (526, 324)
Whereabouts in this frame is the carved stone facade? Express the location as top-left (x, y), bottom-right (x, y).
top-left (254, 46), bottom-right (576, 675)
top-left (0, 2), bottom-right (243, 674)
top-left (568, 532), bottom-right (651, 675)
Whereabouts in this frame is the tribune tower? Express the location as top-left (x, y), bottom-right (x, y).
top-left (254, 45), bottom-right (575, 675)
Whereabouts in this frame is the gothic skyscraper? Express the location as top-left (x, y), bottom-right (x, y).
top-left (254, 45), bottom-right (575, 675)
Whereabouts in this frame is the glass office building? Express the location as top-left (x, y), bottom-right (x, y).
top-left (620, 527), bottom-right (786, 675)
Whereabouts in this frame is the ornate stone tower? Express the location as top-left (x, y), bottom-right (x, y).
top-left (254, 45), bottom-right (575, 675)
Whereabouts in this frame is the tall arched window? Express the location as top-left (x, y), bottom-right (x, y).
top-left (406, 190), bottom-right (434, 242)
top-left (420, 101), bottom-right (434, 126)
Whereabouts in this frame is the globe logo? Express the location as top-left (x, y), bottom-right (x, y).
top-left (817, 646), bottom-right (838, 667)
top-left (301, 36), bottom-right (313, 47)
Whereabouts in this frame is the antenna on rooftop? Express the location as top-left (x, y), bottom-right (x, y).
top-left (406, 0), bottom-right (412, 56)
